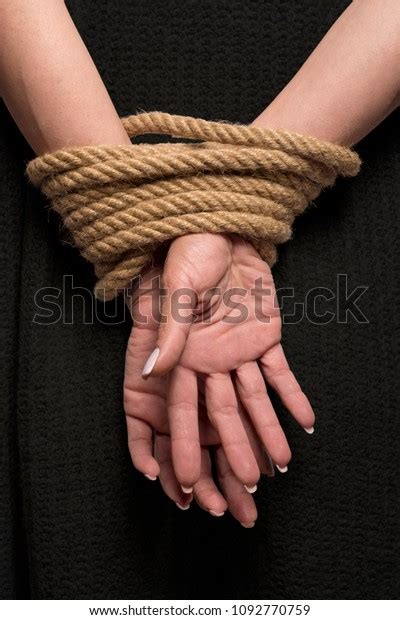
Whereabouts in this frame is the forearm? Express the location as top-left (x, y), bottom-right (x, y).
top-left (253, 0), bottom-right (400, 145)
top-left (0, 0), bottom-right (130, 154)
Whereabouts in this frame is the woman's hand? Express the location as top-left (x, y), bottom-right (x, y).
top-left (138, 233), bottom-right (315, 491)
top-left (124, 264), bottom-right (274, 527)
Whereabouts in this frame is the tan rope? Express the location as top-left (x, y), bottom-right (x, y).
top-left (26, 112), bottom-right (361, 300)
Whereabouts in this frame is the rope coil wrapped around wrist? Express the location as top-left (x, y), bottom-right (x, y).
top-left (26, 112), bottom-right (361, 300)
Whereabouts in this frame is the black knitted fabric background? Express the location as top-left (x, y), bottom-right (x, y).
top-left (1, 0), bottom-right (399, 600)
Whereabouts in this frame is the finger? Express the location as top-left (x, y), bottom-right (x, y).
top-left (205, 372), bottom-right (260, 489)
top-left (126, 416), bottom-right (160, 480)
top-left (260, 344), bottom-right (315, 432)
top-left (215, 446), bottom-right (257, 528)
top-left (198, 382), bottom-right (221, 444)
top-left (235, 361), bottom-right (291, 469)
top-left (236, 396), bottom-right (275, 478)
top-left (142, 270), bottom-right (197, 378)
top-left (155, 434), bottom-right (193, 510)
top-left (167, 366), bottom-right (201, 491)
top-left (127, 268), bottom-right (162, 330)
top-left (124, 307), bottom-right (168, 434)
top-left (198, 414), bottom-right (220, 445)
top-left (193, 448), bottom-right (227, 517)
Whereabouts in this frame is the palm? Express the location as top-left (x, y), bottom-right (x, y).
top-left (171, 235), bottom-right (282, 374)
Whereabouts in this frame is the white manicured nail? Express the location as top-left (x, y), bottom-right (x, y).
top-left (304, 426), bottom-right (314, 434)
top-left (181, 485), bottom-right (193, 494)
top-left (276, 465), bottom-right (288, 473)
top-left (244, 484), bottom-right (257, 494)
top-left (210, 510), bottom-right (225, 517)
top-left (142, 347), bottom-right (160, 378)
top-left (176, 502), bottom-right (190, 511)
top-left (240, 521), bottom-right (255, 528)
top-left (144, 474), bottom-right (157, 481)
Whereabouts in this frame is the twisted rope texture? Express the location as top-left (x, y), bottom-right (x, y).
top-left (26, 112), bottom-right (361, 300)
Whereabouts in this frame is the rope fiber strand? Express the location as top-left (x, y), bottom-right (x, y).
top-left (26, 112), bottom-right (361, 300)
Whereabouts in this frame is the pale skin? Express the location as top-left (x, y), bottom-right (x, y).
top-left (1, 0), bottom-right (399, 525)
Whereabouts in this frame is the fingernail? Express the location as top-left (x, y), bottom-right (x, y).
top-left (210, 510), bottom-right (225, 517)
top-left (142, 347), bottom-right (160, 378)
top-left (181, 485), bottom-right (193, 494)
top-left (276, 465), bottom-right (288, 473)
top-left (144, 474), bottom-right (157, 481)
top-left (244, 484), bottom-right (257, 494)
top-left (240, 521), bottom-right (255, 528)
top-left (304, 426), bottom-right (314, 434)
top-left (176, 502), bottom-right (190, 511)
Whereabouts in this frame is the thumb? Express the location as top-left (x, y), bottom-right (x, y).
top-left (142, 271), bottom-right (197, 378)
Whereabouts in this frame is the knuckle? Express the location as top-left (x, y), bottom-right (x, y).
top-left (242, 387), bottom-right (267, 403)
top-left (123, 387), bottom-right (143, 413)
top-left (168, 400), bottom-right (197, 415)
top-left (171, 435), bottom-right (199, 445)
top-left (208, 404), bottom-right (238, 420)
top-left (267, 367), bottom-right (289, 382)
top-left (257, 416), bottom-right (280, 431)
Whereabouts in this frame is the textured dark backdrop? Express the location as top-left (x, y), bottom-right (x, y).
top-left (0, 0), bottom-right (399, 599)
